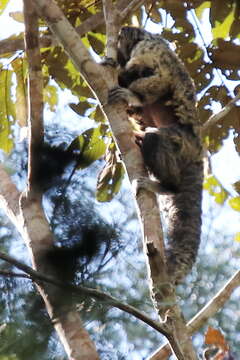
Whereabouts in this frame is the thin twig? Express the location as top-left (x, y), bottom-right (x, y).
top-left (121, 0), bottom-right (146, 21)
top-left (203, 92), bottom-right (240, 132)
top-left (102, 0), bottom-right (120, 59)
top-left (23, 0), bottom-right (44, 191)
top-left (0, 270), bottom-right (31, 279)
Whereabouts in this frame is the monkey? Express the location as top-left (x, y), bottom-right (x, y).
top-left (107, 27), bottom-right (203, 284)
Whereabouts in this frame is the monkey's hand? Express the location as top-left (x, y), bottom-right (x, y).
top-left (101, 57), bottom-right (118, 67)
top-left (108, 86), bottom-right (142, 107)
top-left (133, 129), bottom-right (145, 147)
top-left (133, 177), bottom-right (174, 196)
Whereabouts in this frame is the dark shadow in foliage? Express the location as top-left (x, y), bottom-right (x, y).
top-left (13, 126), bottom-right (123, 284)
top-left (36, 140), bottom-right (122, 283)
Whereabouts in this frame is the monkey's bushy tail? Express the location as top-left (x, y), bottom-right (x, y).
top-left (162, 161), bottom-right (203, 284)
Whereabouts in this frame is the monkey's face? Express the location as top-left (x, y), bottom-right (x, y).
top-left (117, 26), bottom-right (147, 67)
top-left (117, 30), bottom-right (132, 67)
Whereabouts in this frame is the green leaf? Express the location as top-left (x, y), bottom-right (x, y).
top-left (97, 162), bottom-right (125, 202)
top-left (70, 125), bottom-right (107, 169)
top-left (0, 0), bottom-right (9, 15)
top-left (195, 1), bottom-right (211, 20)
top-left (43, 84), bottom-right (58, 112)
top-left (69, 101), bottom-right (92, 116)
top-left (89, 105), bottom-right (104, 122)
top-left (96, 142), bottom-right (125, 202)
top-left (0, 69), bottom-right (15, 153)
top-left (9, 11), bottom-right (24, 23)
top-left (203, 176), bottom-right (228, 205)
top-left (228, 196), bottom-right (240, 211)
top-left (87, 33), bottom-right (105, 55)
top-left (12, 57), bottom-right (27, 126)
top-left (212, 10), bottom-right (234, 39)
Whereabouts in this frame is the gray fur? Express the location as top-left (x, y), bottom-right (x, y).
top-left (109, 27), bottom-right (203, 284)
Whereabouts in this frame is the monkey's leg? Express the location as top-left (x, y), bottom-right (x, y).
top-left (108, 86), bottom-right (142, 107)
top-left (140, 130), bottom-right (181, 189)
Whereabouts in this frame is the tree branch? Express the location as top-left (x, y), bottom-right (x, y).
top-left (0, 164), bottom-right (21, 226)
top-left (0, 251), bottom-right (170, 337)
top-left (102, 0), bottom-right (120, 60)
top-left (202, 92), bottom-right (240, 132)
top-left (23, 0), bottom-right (44, 190)
top-left (148, 270), bottom-right (240, 360)
top-left (22, 2), bottom-right (100, 359)
top-left (121, 0), bottom-right (145, 20)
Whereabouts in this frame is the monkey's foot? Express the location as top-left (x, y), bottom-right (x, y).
top-left (133, 177), bottom-right (174, 196)
top-left (108, 87), bottom-right (142, 107)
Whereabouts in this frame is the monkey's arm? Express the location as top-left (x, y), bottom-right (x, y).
top-left (108, 86), bottom-right (142, 107)
top-left (108, 72), bottom-right (171, 107)
top-left (128, 74), bottom-right (171, 104)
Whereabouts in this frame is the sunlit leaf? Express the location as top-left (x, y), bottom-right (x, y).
top-left (0, 69), bottom-right (15, 153)
top-left (203, 175), bottom-right (228, 204)
top-left (0, 0), bottom-right (9, 15)
top-left (69, 125), bottom-right (108, 169)
top-left (195, 1), bottom-right (211, 20)
top-left (12, 57), bottom-right (27, 126)
top-left (87, 33), bottom-right (105, 55)
top-left (9, 11), bottom-right (24, 23)
top-left (43, 84), bottom-right (58, 112)
top-left (90, 105), bottom-right (104, 123)
top-left (212, 10), bottom-right (234, 39)
top-left (97, 162), bottom-right (125, 202)
top-left (228, 196), bottom-right (240, 211)
top-left (97, 141), bottom-right (125, 202)
top-left (234, 232), bottom-right (240, 242)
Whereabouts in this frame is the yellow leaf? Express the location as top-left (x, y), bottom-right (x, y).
top-left (195, 1), bottom-right (211, 20)
top-left (0, 0), bottom-right (9, 15)
top-left (9, 11), bottom-right (24, 23)
top-left (229, 196), bottom-right (240, 211)
top-left (234, 233), bottom-right (240, 242)
top-left (212, 10), bottom-right (234, 39)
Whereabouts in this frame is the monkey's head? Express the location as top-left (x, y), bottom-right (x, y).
top-left (117, 27), bottom-right (153, 67)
